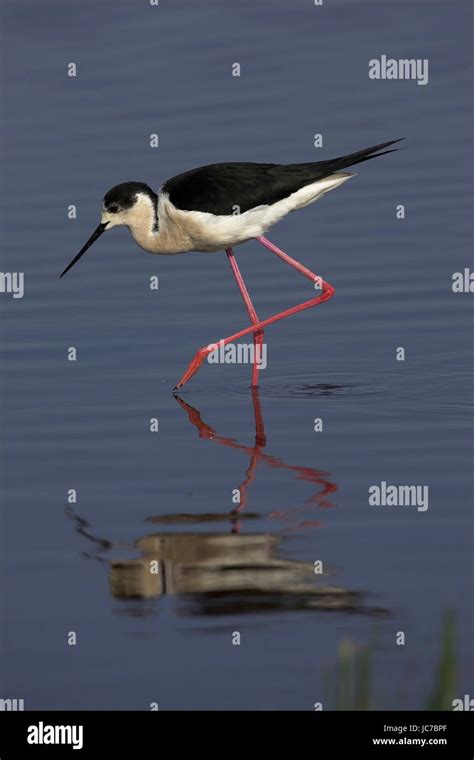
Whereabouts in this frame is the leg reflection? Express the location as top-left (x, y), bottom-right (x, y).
top-left (174, 388), bottom-right (337, 533)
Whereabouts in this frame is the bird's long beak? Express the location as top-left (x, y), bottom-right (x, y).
top-left (59, 221), bottom-right (109, 278)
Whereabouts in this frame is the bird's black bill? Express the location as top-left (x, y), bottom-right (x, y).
top-left (59, 222), bottom-right (109, 278)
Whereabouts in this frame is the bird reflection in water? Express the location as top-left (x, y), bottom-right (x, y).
top-left (67, 390), bottom-right (378, 617)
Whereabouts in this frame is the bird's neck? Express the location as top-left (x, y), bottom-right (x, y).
top-left (128, 219), bottom-right (160, 253)
top-left (127, 194), bottom-right (192, 255)
top-left (126, 194), bottom-right (161, 253)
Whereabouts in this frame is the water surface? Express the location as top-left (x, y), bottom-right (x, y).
top-left (0, 0), bottom-right (472, 710)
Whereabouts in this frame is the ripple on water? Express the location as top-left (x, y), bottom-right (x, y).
top-left (180, 366), bottom-right (473, 419)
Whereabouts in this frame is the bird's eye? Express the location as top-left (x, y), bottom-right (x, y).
top-left (108, 204), bottom-right (119, 213)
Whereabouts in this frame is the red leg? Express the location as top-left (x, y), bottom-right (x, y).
top-left (257, 236), bottom-right (324, 285)
top-left (174, 237), bottom-right (335, 390)
top-left (226, 248), bottom-right (263, 387)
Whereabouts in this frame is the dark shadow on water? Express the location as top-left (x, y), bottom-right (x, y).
top-left (66, 390), bottom-right (387, 620)
top-left (295, 383), bottom-right (348, 396)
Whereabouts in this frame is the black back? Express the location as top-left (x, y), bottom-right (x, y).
top-left (162, 139), bottom-right (402, 216)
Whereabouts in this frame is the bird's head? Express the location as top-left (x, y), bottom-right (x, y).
top-left (60, 182), bottom-right (158, 278)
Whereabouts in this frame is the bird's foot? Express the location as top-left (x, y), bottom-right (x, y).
top-left (174, 344), bottom-right (214, 390)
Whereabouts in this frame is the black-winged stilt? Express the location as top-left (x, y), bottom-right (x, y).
top-left (60, 139), bottom-right (403, 389)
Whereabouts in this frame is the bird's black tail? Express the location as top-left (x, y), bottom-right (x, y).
top-left (313, 138), bottom-right (404, 177)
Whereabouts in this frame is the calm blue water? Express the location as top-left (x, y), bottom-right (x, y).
top-left (0, 0), bottom-right (473, 710)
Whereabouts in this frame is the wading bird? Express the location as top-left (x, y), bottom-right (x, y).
top-left (60, 139), bottom-right (402, 388)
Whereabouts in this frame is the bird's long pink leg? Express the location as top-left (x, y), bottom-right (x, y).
top-left (174, 237), bottom-right (335, 390)
top-left (226, 248), bottom-right (263, 387)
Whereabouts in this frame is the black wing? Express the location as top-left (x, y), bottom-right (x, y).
top-left (162, 139), bottom-right (403, 216)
